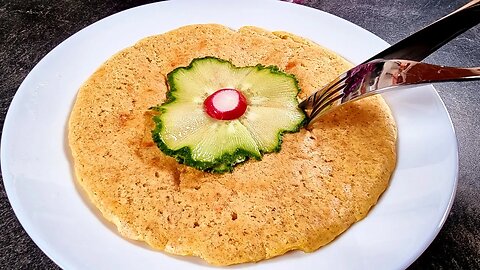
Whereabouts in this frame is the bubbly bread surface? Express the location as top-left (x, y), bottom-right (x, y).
top-left (68, 24), bottom-right (397, 265)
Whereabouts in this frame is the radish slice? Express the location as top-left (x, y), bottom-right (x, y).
top-left (204, 88), bottom-right (248, 120)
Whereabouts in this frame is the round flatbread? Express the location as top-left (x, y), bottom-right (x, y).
top-left (68, 24), bottom-right (397, 265)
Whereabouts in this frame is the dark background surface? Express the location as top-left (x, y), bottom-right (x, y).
top-left (0, 0), bottom-right (478, 269)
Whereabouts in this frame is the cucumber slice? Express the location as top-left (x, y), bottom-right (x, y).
top-left (167, 58), bottom-right (254, 103)
top-left (153, 103), bottom-right (260, 171)
top-left (152, 57), bottom-right (306, 173)
top-left (238, 67), bottom-right (301, 108)
top-left (240, 106), bottom-right (305, 152)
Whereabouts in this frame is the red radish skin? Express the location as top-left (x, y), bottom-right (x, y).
top-left (204, 88), bottom-right (248, 120)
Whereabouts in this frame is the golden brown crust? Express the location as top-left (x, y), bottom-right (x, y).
top-left (68, 24), bottom-right (397, 265)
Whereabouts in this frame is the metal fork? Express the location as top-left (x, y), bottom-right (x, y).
top-left (299, 0), bottom-right (480, 125)
top-left (300, 60), bottom-right (480, 124)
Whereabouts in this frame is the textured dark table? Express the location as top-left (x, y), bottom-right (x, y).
top-left (0, 0), bottom-right (478, 269)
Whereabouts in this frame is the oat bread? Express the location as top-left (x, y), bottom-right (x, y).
top-left (68, 24), bottom-right (397, 265)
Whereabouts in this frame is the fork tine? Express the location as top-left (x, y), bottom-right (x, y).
top-left (310, 83), bottom-right (345, 116)
top-left (312, 81), bottom-right (344, 108)
top-left (307, 94), bottom-right (343, 125)
top-left (308, 80), bottom-right (346, 117)
top-left (313, 82), bottom-right (346, 110)
top-left (298, 75), bottom-right (346, 109)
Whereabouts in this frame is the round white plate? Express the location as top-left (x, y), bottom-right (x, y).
top-left (1, 0), bottom-right (458, 269)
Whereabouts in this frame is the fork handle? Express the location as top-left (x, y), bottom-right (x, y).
top-left (365, 0), bottom-right (480, 62)
top-left (379, 61), bottom-right (480, 88)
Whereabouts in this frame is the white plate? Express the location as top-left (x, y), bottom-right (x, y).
top-left (1, 0), bottom-right (458, 269)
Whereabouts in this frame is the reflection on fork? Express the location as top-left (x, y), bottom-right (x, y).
top-left (299, 59), bottom-right (480, 126)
